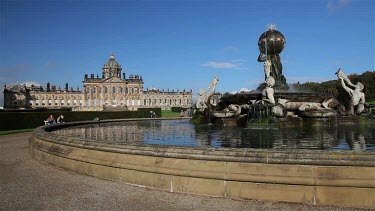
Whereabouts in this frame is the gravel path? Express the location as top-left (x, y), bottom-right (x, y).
top-left (0, 132), bottom-right (363, 211)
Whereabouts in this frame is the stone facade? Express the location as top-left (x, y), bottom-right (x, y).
top-left (3, 54), bottom-right (192, 110)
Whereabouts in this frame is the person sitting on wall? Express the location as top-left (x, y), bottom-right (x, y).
top-left (150, 111), bottom-right (156, 118)
top-left (45, 115), bottom-right (56, 125)
top-left (57, 114), bottom-right (64, 123)
top-left (180, 110), bottom-right (185, 117)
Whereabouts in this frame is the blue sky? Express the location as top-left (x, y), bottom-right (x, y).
top-left (0, 0), bottom-right (374, 106)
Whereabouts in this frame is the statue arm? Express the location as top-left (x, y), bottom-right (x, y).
top-left (341, 79), bottom-right (352, 95)
top-left (344, 77), bottom-right (356, 88)
top-left (359, 94), bottom-right (366, 104)
top-left (257, 53), bottom-right (266, 62)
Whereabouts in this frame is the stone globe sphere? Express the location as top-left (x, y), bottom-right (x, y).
top-left (258, 29), bottom-right (286, 55)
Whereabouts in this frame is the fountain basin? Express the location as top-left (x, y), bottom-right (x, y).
top-left (30, 118), bottom-right (375, 209)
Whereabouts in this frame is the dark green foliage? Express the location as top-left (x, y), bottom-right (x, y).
top-left (171, 107), bottom-right (188, 112)
top-left (0, 108), bottom-right (161, 131)
top-left (290, 71), bottom-right (375, 102)
top-left (136, 108), bottom-right (161, 118)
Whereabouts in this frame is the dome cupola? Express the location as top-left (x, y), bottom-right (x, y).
top-left (102, 53), bottom-right (123, 79)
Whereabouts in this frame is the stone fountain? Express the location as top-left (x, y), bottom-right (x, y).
top-left (194, 24), bottom-right (369, 128)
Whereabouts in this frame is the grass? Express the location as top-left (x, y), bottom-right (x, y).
top-left (161, 110), bottom-right (181, 118)
top-left (0, 128), bottom-right (34, 135)
top-left (0, 110), bottom-right (180, 135)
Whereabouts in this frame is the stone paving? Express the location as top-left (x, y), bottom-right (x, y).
top-left (0, 132), bottom-right (365, 211)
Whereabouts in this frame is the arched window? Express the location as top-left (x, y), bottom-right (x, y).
top-left (113, 87), bottom-right (116, 93)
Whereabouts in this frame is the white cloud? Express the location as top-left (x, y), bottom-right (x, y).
top-left (200, 60), bottom-right (248, 70)
top-left (230, 88), bottom-right (252, 94)
top-left (327, 0), bottom-right (351, 12)
top-left (201, 62), bottom-right (237, 69)
top-left (223, 45), bottom-right (238, 52)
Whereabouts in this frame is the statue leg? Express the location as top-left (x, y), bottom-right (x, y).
top-left (356, 104), bottom-right (365, 115)
top-left (349, 105), bottom-right (355, 116)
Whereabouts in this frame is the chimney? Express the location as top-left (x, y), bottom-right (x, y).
top-left (47, 82), bottom-right (51, 92)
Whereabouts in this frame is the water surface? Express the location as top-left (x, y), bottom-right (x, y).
top-left (51, 119), bottom-right (375, 151)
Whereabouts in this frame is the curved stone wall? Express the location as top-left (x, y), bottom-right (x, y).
top-left (30, 119), bottom-right (375, 209)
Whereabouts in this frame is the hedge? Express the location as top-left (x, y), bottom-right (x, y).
top-left (0, 108), bottom-right (161, 131)
top-left (171, 107), bottom-right (189, 112)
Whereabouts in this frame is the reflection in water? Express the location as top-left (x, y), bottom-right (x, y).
top-left (52, 119), bottom-right (375, 151)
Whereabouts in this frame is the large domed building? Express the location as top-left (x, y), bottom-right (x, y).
top-left (3, 54), bottom-right (193, 111)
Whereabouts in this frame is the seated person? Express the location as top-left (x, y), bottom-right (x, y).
top-left (45, 115), bottom-right (55, 125)
top-left (57, 114), bottom-right (64, 123)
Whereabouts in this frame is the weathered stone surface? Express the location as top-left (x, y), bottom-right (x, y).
top-left (29, 119), bottom-right (375, 209)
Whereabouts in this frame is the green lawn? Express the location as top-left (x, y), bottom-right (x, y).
top-left (0, 110), bottom-right (179, 135)
top-left (0, 128), bottom-right (34, 135)
top-left (161, 110), bottom-right (181, 118)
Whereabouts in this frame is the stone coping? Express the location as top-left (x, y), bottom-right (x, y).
top-left (32, 118), bottom-right (375, 167)
top-left (30, 118), bottom-right (375, 208)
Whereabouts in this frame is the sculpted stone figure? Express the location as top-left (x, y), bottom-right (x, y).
top-left (336, 68), bottom-right (366, 115)
top-left (264, 60), bottom-right (271, 80)
top-left (196, 76), bottom-right (219, 113)
top-left (262, 76), bottom-right (275, 104)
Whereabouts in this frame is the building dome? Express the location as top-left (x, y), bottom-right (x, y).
top-left (103, 53), bottom-right (122, 69)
